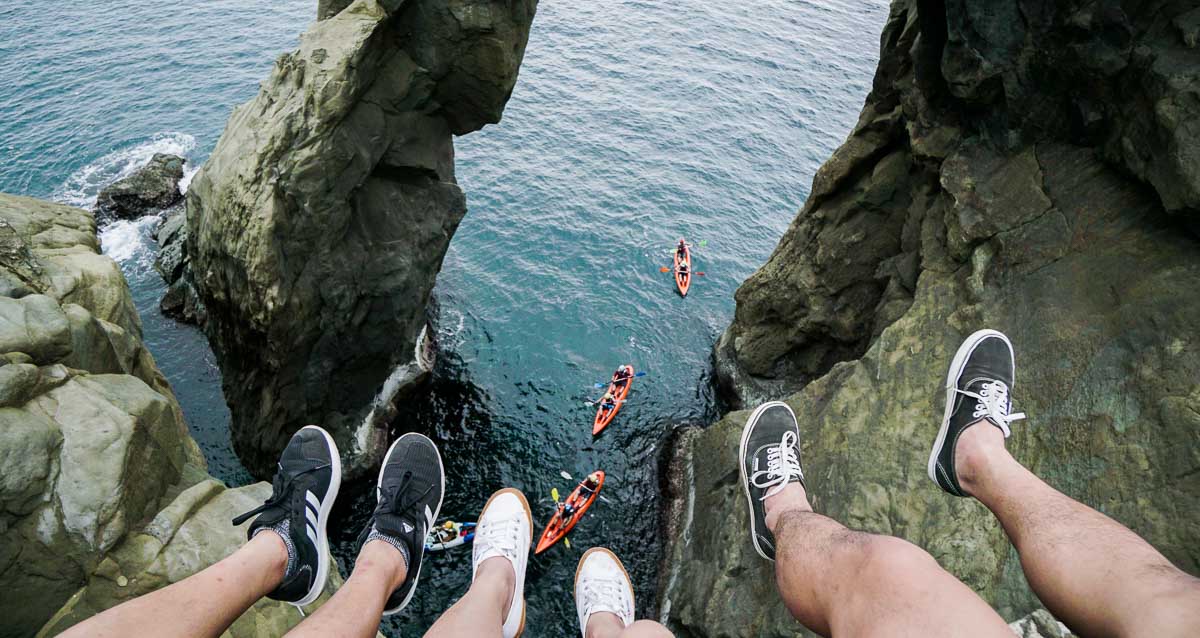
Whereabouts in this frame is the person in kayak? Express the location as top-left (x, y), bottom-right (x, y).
top-left (676, 238), bottom-right (688, 259)
top-left (599, 391), bottom-right (617, 412)
top-left (676, 261), bottom-right (690, 278)
top-left (435, 521), bottom-right (458, 544)
top-left (579, 471), bottom-right (603, 497)
top-left (612, 365), bottom-right (633, 388)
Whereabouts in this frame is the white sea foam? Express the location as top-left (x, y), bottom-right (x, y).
top-left (98, 214), bottom-right (161, 270)
top-left (52, 132), bottom-right (197, 209)
top-left (179, 163), bottom-right (201, 194)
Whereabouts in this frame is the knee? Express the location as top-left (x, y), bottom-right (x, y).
top-left (853, 536), bottom-right (941, 583)
top-left (1130, 572), bottom-right (1200, 638)
top-left (622, 620), bottom-right (675, 637)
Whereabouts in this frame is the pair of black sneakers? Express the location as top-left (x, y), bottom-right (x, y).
top-left (231, 428), bottom-right (444, 612)
top-left (738, 329), bottom-right (1025, 560)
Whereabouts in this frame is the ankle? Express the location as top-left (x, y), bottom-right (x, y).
top-left (477, 556), bottom-right (517, 618)
top-left (764, 483), bottom-right (812, 532)
top-left (357, 539), bottom-right (409, 590)
top-left (954, 420), bottom-right (1011, 496)
top-left (247, 528), bottom-right (290, 589)
top-left (585, 611), bottom-right (625, 638)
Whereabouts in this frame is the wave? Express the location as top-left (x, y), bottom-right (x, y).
top-left (98, 214), bottom-right (162, 271)
top-left (52, 132), bottom-right (197, 209)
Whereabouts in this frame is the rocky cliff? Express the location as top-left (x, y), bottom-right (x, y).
top-left (0, 194), bottom-right (343, 637)
top-left (183, 0), bottom-right (538, 478)
top-left (668, 0), bottom-right (1200, 635)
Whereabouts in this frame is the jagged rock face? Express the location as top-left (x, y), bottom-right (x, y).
top-left (0, 194), bottom-right (341, 637)
top-left (714, 0), bottom-right (1200, 407)
top-left (94, 153), bottom-right (185, 221)
top-left (668, 1), bottom-right (1200, 635)
top-left (186, 0), bottom-right (537, 478)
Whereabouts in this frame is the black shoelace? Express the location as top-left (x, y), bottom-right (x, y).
top-left (231, 464), bottom-right (329, 526)
top-left (359, 471), bottom-right (434, 544)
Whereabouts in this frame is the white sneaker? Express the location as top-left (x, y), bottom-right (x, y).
top-left (574, 548), bottom-right (635, 638)
top-left (473, 488), bottom-right (532, 638)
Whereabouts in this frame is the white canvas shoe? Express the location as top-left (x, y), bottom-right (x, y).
top-left (574, 547), bottom-right (635, 638)
top-left (472, 488), bottom-right (532, 638)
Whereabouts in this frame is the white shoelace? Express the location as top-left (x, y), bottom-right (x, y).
top-left (957, 380), bottom-right (1025, 436)
top-left (579, 576), bottom-right (632, 621)
top-left (476, 515), bottom-right (525, 562)
top-left (749, 431), bottom-right (804, 501)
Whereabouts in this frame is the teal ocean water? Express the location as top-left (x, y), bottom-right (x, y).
top-left (0, 1), bottom-right (886, 635)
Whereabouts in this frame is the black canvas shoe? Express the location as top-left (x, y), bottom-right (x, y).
top-left (928, 329), bottom-right (1026, 496)
top-left (231, 425), bottom-right (341, 607)
top-left (356, 432), bottom-right (445, 615)
top-left (738, 401), bottom-right (805, 561)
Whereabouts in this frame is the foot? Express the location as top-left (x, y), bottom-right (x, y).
top-left (231, 425), bottom-right (341, 607)
top-left (927, 329), bottom-right (1026, 497)
top-left (574, 548), bottom-right (635, 638)
top-left (738, 401), bottom-right (805, 561)
top-left (355, 432), bottom-right (445, 615)
top-left (473, 488), bottom-right (533, 638)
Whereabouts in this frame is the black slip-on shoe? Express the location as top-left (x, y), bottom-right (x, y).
top-left (928, 329), bottom-right (1026, 496)
top-left (738, 401), bottom-right (806, 561)
top-left (232, 425), bottom-right (341, 607)
top-left (356, 432), bottom-right (445, 615)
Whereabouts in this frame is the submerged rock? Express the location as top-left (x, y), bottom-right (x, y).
top-left (670, 0), bottom-right (1200, 635)
top-left (186, 0), bottom-right (538, 478)
top-left (94, 153), bottom-right (185, 221)
top-left (0, 193), bottom-right (342, 636)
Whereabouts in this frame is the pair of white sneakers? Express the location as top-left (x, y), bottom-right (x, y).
top-left (474, 488), bottom-right (636, 638)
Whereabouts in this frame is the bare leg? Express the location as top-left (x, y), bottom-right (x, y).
top-left (285, 541), bottom-right (407, 638)
top-left (958, 422), bottom-right (1200, 638)
top-left (768, 483), bottom-right (1012, 638)
top-left (586, 613), bottom-right (674, 638)
top-left (423, 556), bottom-right (515, 638)
top-left (58, 531), bottom-right (287, 638)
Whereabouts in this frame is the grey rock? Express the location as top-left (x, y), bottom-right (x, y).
top-left (94, 153), bottom-right (186, 221)
top-left (675, 0), bottom-right (1200, 635)
top-left (0, 193), bottom-right (346, 636)
top-left (186, 0), bottom-right (538, 477)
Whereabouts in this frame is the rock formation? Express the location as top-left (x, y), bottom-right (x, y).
top-left (0, 193), bottom-right (344, 637)
top-left (668, 0), bottom-right (1200, 635)
top-left (94, 153), bottom-right (185, 221)
top-left (184, 0), bottom-right (538, 478)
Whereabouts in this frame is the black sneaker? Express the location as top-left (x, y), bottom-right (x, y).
top-left (738, 401), bottom-right (805, 561)
top-left (928, 329), bottom-right (1026, 496)
top-left (231, 425), bottom-right (341, 607)
top-left (356, 432), bottom-right (445, 615)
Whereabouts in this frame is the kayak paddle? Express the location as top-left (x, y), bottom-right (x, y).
top-left (660, 267), bottom-right (705, 275)
top-left (593, 371), bottom-right (646, 388)
top-left (560, 470), bottom-right (574, 481)
top-left (550, 487), bottom-right (571, 549)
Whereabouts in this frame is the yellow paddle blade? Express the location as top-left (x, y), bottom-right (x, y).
top-left (551, 487), bottom-right (560, 503)
top-left (564, 537), bottom-right (571, 549)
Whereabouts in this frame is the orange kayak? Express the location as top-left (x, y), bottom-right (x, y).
top-left (675, 245), bottom-right (691, 296)
top-left (593, 365), bottom-right (634, 435)
top-left (535, 471), bottom-right (605, 554)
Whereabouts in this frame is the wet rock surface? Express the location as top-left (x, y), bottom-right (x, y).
top-left (0, 193), bottom-right (344, 637)
top-left (94, 153), bottom-right (185, 221)
top-left (185, 0), bottom-right (538, 479)
top-left (672, 0), bottom-right (1200, 635)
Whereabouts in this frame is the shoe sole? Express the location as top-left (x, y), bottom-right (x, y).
top-left (382, 432), bottom-right (446, 616)
top-left (738, 400), bottom-right (797, 561)
top-left (477, 487), bottom-right (532, 638)
top-left (295, 425), bottom-right (342, 608)
top-left (573, 547), bottom-right (634, 638)
top-left (925, 329), bottom-right (1015, 487)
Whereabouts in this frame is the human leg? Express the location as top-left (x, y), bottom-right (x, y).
top-left (424, 488), bottom-right (532, 638)
top-left (742, 402), bottom-right (1012, 638)
top-left (60, 425), bottom-right (342, 638)
top-left (930, 329), bottom-right (1200, 637)
top-left (574, 547), bottom-right (673, 638)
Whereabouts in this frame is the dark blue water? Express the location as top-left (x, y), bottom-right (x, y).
top-left (0, 1), bottom-right (887, 635)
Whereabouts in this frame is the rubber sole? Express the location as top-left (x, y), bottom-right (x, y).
top-left (925, 329), bottom-right (1015, 487)
top-left (475, 488), bottom-right (533, 638)
top-left (381, 432), bottom-right (446, 616)
top-left (573, 547), bottom-right (634, 638)
top-left (294, 425), bottom-right (342, 607)
top-left (737, 400), bottom-right (797, 561)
